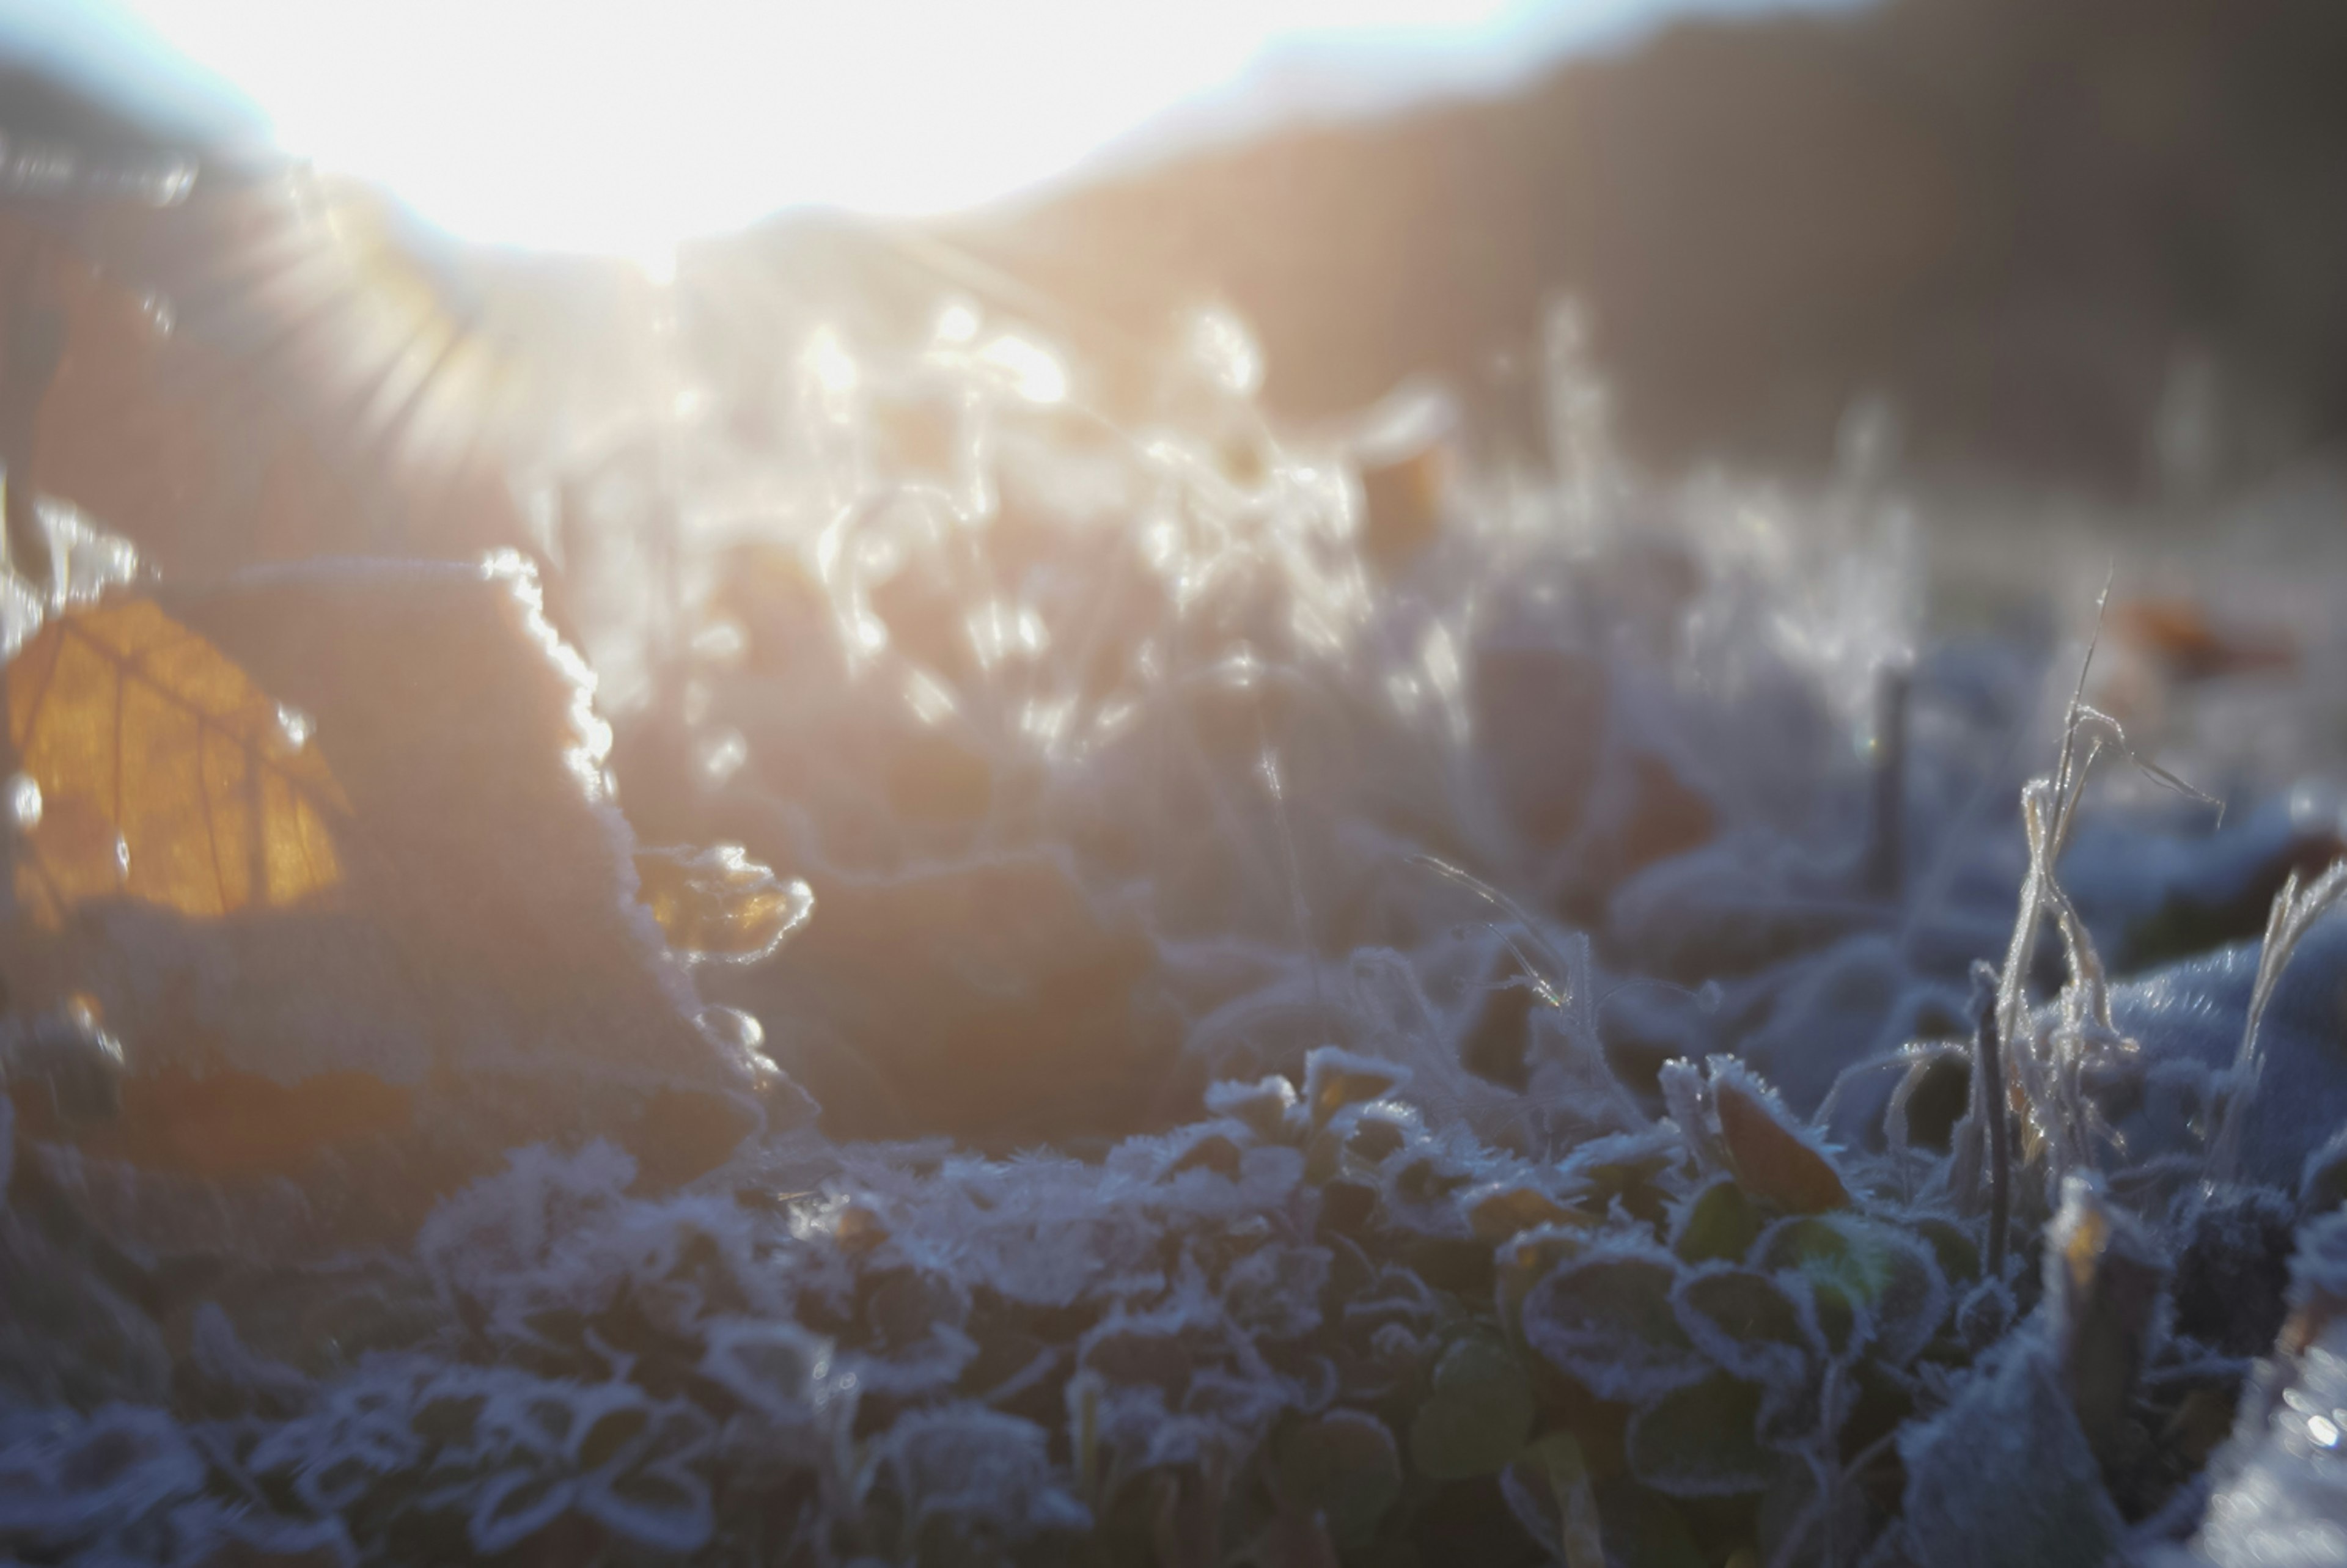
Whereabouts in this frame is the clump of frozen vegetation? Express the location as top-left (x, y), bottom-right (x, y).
top-left (6, 283), bottom-right (2347, 1567)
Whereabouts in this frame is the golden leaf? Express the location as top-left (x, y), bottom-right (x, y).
top-left (1713, 1071), bottom-right (1851, 1215)
top-left (7, 598), bottom-right (350, 926)
top-left (632, 843), bottom-right (812, 965)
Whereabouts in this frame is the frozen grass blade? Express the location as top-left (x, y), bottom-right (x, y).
top-left (1986, 582), bottom-right (2220, 1206)
top-left (1406, 853), bottom-right (1575, 1012)
top-left (2207, 855), bottom-right (2347, 1183)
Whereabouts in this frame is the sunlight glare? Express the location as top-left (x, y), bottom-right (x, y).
top-left (109, 0), bottom-right (1531, 260)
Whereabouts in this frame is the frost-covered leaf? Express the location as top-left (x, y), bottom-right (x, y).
top-left (1757, 1214), bottom-right (1947, 1364)
top-left (468, 1468), bottom-right (577, 1557)
top-left (698, 1319), bottom-right (839, 1423)
top-left (1303, 1047), bottom-right (1411, 1129)
top-left (1709, 1059), bottom-right (1849, 1214)
top-left (1408, 1335), bottom-right (1534, 1480)
top-left (564, 1383), bottom-right (653, 1473)
top-left (1465, 1181), bottom-right (1599, 1242)
top-left (1495, 1221), bottom-right (1592, 1341)
top-left (0, 1404), bottom-right (206, 1551)
top-left (868, 1404), bottom-right (1090, 1556)
top-left (1164, 1125), bottom-right (1249, 1181)
top-left (1520, 1239), bottom-right (1704, 1402)
top-left (576, 1460), bottom-right (714, 1553)
top-left (1671, 1266), bottom-right (1821, 1388)
top-left (2170, 1184), bottom-right (2293, 1359)
top-left (1626, 1373), bottom-right (1774, 1497)
top-left (1557, 1127), bottom-right (1689, 1228)
top-left (1205, 1075), bottom-right (1304, 1142)
top-left (1898, 1340), bottom-right (2123, 1568)
top-left (1952, 1278), bottom-right (2015, 1354)
top-left (1909, 1214), bottom-right (1982, 1286)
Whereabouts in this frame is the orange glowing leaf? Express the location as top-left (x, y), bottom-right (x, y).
top-left (633, 843), bottom-right (813, 965)
top-left (7, 598), bottom-right (350, 927)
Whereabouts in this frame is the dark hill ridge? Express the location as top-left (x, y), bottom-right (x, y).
top-left (956, 0), bottom-right (2347, 491)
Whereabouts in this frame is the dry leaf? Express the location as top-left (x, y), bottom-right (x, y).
top-left (632, 843), bottom-right (812, 965)
top-left (0, 560), bottom-right (788, 1236)
top-left (7, 598), bottom-right (349, 926)
top-left (1710, 1061), bottom-right (1850, 1214)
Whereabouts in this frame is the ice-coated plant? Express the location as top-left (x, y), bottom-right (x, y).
top-left (2, 213), bottom-right (2343, 1568)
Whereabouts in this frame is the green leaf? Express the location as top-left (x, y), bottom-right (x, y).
top-left (1672, 1266), bottom-right (1819, 1388)
top-left (1626, 1374), bottom-right (1774, 1497)
top-left (1910, 1214), bottom-right (1982, 1284)
top-left (1757, 1215), bottom-right (1949, 1365)
top-left (1521, 1243), bottom-right (1703, 1403)
top-left (1672, 1178), bottom-right (1763, 1264)
top-left (1408, 1336), bottom-right (1535, 1481)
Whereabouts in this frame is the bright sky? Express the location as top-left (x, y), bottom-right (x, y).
top-left (12, 0), bottom-right (1824, 262)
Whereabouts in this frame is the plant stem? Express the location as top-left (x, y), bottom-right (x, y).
top-left (1973, 961), bottom-right (2011, 1280)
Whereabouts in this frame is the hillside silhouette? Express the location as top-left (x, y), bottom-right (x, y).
top-left (963, 0), bottom-right (2347, 492)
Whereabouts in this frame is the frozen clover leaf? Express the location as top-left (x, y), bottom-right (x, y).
top-left (863, 1405), bottom-right (1089, 1564)
top-left (698, 1319), bottom-right (843, 1426)
top-left (1521, 1236), bottom-right (1705, 1403)
top-left (1670, 1264), bottom-right (1824, 1390)
top-left (0, 1404), bottom-right (206, 1555)
top-left (1755, 1214), bottom-right (1948, 1365)
top-left (576, 1459), bottom-right (715, 1554)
